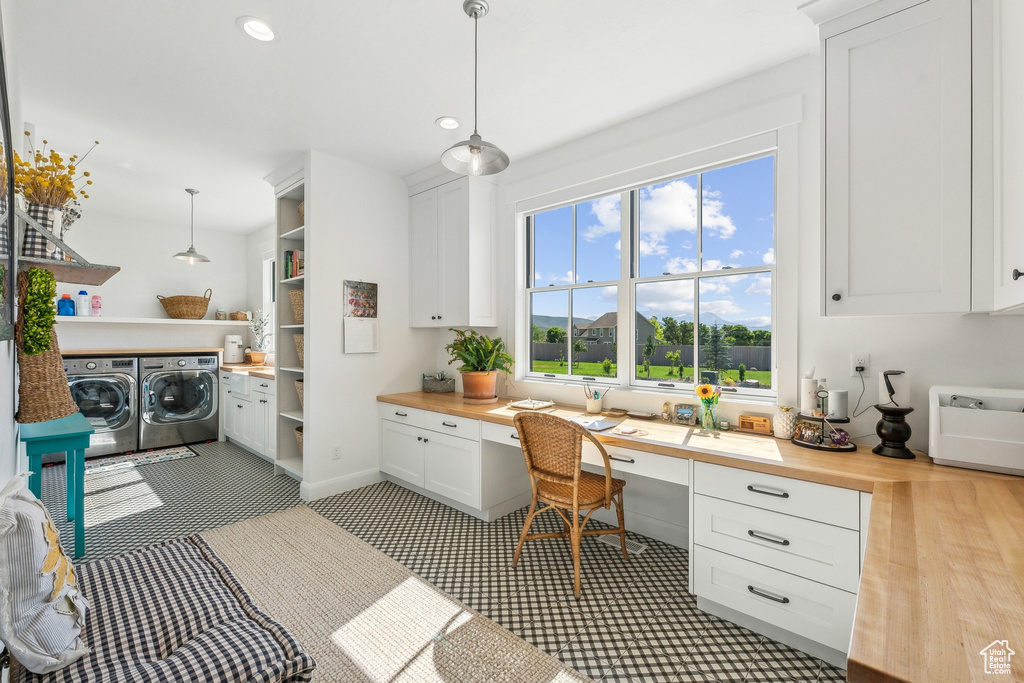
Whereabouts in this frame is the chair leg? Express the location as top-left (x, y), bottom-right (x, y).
top-left (615, 491), bottom-right (629, 560)
top-left (571, 514), bottom-right (583, 598)
top-left (513, 499), bottom-right (539, 568)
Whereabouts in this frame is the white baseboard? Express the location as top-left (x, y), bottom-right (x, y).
top-left (301, 468), bottom-right (382, 501)
top-left (590, 505), bottom-right (689, 549)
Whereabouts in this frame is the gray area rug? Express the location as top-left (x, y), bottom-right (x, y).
top-left (202, 505), bottom-right (591, 683)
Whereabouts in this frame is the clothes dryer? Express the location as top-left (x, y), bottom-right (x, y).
top-left (61, 356), bottom-right (139, 462)
top-left (138, 355), bottom-right (219, 450)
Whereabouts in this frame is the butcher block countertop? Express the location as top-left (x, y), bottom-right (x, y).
top-left (62, 348), bottom-right (223, 356)
top-left (378, 391), bottom-right (1024, 681)
top-left (220, 364), bottom-right (275, 380)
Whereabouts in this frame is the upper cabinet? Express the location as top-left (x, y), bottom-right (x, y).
top-left (409, 176), bottom-right (497, 328)
top-left (822, 0), bottom-right (972, 315)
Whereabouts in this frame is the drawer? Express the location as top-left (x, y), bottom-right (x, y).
top-left (693, 494), bottom-right (861, 592)
top-left (582, 442), bottom-right (689, 486)
top-left (482, 420), bottom-right (524, 449)
top-left (693, 546), bottom-right (857, 653)
top-left (424, 412), bottom-right (480, 441)
top-left (252, 378), bottom-right (275, 395)
top-left (378, 403), bottom-right (425, 428)
top-left (693, 461), bottom-right (859, 530)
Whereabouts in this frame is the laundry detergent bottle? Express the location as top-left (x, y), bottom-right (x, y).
top-left (76, 291), bottom-right (90, 316)
top-left (57, 293), bottom-right (75, 316)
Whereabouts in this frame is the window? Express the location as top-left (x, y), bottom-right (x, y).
top-left (525, 153), bottom-right (775, 395)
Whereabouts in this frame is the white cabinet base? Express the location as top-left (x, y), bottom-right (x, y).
top-left (382, 473), bottom-right (531, 523)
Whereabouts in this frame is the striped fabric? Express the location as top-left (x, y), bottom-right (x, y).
top-left (14, 536), bottom-right (315, 683)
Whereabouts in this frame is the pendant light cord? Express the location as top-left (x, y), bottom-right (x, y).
top-left (473, 11), bottom-right (479, 136)
top-left (190, 192), bottom-right (196, 247)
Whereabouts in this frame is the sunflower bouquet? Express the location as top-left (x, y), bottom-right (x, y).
top-left (695, 383), bottom-right (721, 433)
top-left (13, 132), bottom-right (97, 209)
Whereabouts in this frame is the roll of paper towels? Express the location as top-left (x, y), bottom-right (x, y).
top-left (827, 390), bottom-right (849, 419)
top-left (800, 378), bottom-right (819, 414)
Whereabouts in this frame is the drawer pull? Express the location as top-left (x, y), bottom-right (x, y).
top-left (747, 585), bottom-right (790, 604)
top-left (747, 530), bottom-right (791, 546)
top-left (747, 484), bottom-right (790, 499)
top-left (609, 455), bottom-right (635, 464)
top-left (260, 383), bottom-right (269, 388)
top-left (511, 433), bottom-right (520, 440)
top-left (417, 436), bottom-right (423, 442)
top-left (395, 411), bottom-right (408, 417)
top-left (441, 421), bottom-right (457, 428)
top-left (423, 438), bottom-right (429, 443)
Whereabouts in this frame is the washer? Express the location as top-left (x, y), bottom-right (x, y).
top-left (138, 355), bottom-right (219, 450)
top-left (61, 356), bottom-right (139, 462)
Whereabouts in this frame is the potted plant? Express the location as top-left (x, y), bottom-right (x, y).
top-left (248, 309), bottom-right (271, 365)
top-left (444, 328), bottom-right (513, 404)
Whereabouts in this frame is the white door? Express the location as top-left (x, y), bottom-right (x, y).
top-left (423, 431), bottom-right (480, 508)
top-left (824, 0), bottom-right (972, 315)
top-left (380, 420), bottom-right (425, 487)
top-left (438, 178), bottom-right (470, 326)
top-left (252, 394), bottom-right (268, 454)
top-left (409, 189), bottom-right (441, 327)
top-left (993, 0), bottom-right (1024, 309)
top-left (225, 396), bottom-right (255, 450)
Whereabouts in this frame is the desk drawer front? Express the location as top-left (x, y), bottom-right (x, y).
top-left (482, 421), bottom-right (524, 449)
top-left (424, 413), bottom-right (480, 441)
top-left (378, 403), bottom-right (425, 428)
top-left (693, 461), bottom-right (859, 530)
top-left (581, 442), bottom-right (690, 486)
top-left (252, 378), bottom-right (275, 395)
top-left (694, 495), bottom-right (861, 592)
top-left (693, 546), bottom-right (856, 653)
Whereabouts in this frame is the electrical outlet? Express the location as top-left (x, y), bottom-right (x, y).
top-left (332, 445), bottom-right (342, 460)
top-left (850, 352), bottom-right (870, 378)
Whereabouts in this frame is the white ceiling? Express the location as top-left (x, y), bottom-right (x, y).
top-left (5, 1), bottom-right (818, 234)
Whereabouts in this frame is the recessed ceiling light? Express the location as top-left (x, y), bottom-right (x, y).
top-left (435, 116), bottom-right (460, 130)
top-left (236, 16), bottom-right (276, 42)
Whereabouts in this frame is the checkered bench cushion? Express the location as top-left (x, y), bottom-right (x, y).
top-left (13, 536), bottom-right (315, 683)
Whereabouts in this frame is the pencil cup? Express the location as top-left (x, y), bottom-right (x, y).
top-left (586, 398), bottom-right (603, 414)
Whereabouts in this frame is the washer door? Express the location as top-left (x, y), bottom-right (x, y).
top-left (68, 374), bottom-right (137, 433)
top-left (142, 370), bottom-right (217, 425)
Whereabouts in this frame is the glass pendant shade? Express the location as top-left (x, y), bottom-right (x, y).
top-left (175, 188), bottom-right (210, 264)
top-left (441, 133), bottom-right (509, 176)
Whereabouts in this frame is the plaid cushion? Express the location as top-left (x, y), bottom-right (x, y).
top-left (14, 536), bottom-right (315, 683)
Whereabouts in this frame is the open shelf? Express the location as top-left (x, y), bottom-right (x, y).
top-left (281, 274), bottom-right (304, 284)
top-left (276, 457), bottom-right (303, 477)
top-left (57, 316), bottom-right (249, 326)
top-left (280, 324), bottom-right (304, 329)
top-left (280, 410), bottom-right (304, 423)
top-left (278, 366), bottom-right (304, 374)
top-left (280, 225), bottom-right (305, 241)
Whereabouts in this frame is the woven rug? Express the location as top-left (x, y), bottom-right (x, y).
top-left (84, 445), bottom-right (197, 474)
top-left (202, 506), bottom-right (590, 682)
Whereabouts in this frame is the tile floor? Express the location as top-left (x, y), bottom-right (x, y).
top-left (41, 444), bottom-right (847, 682)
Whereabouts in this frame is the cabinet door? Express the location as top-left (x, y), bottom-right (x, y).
top-left (219, 373), bottom-right (232, 440)
top-left (438, 179), bottom-right (470, 326)
top-left (380, 420), bottom-right (425, 486)
top-left (409, 189), bottom-right (441, 327)
top-left (225, 396), bottom-right (255, 449)
top-left (252, 393), bottom-right (268, 454)
top-left (423, 431), bottom-right (480, 508)
top-left (266, 391), bottom-right (277, 460)
top-left (824, 0), bottom-right (971, 315)
top-left (993, 0), bottom-right (1024, 309)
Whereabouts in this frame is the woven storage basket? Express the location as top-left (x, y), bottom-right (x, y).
top-left (289, 289), bottom-right (305, 324)
top-left (295, 380), bottom-right (304, 408)
top-left (294, 333), bottom-right (304, 367)
top-left (298, 202), bottom-right (305, 224)
top-left (157, 288), bottom-right (212, 319)
top-left (294, 425), bottom-right (304, 454)
top-left (229, 311), bottom-right (247, 321)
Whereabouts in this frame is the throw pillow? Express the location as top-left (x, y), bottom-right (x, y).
top-left (0, 473), bottom-right (89, 673)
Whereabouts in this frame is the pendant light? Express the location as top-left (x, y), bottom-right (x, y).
top-left (174, 188), bottom-right (210, 264)
top-left (441, 0), bottom-right (509, 176)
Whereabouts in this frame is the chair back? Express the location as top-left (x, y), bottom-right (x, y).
top-left (513, 412), bottom-right (614, 503)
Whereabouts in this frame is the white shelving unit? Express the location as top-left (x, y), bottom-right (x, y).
top-left (57, 316), bottom-right (250, 326)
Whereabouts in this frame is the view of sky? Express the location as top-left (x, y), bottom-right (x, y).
top-left (531, 155), bottom-right (774, 330)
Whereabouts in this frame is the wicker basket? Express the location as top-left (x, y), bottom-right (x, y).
top-left (294, 334), bottom-right (304, 367)
top-left (157, 288), bottom-right (212, 319)
top-left (294, 425), bottom-right (304, 454)
top-left (295, 380), bottom-right (304, 408)
top-left (229, 311), bottom-right (247, 321)
top-left (298, 202), bottom-right (305, 224)
top-left (288, 289), bottom-right (305, 324)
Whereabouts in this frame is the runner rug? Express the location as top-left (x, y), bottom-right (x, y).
top-left (84, 446), bottom-right (197, 474)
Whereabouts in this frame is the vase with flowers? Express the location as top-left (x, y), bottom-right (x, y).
top-left (695, 383), bottom-right (721, 435)
top-left (13, 132), bottom-right (97, 260)
top-left (248, 309), bottom-right (271, 365)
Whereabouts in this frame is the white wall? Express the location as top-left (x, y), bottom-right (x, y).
top-left (303, 150), bottom-right (437, 499)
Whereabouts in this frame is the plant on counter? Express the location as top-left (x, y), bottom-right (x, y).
top-left (19, 267), bottom-right (57, 355)
top-left (249, 309), bottom-right (271, 352)
top-left (444, 328), bottom-right (512, 373)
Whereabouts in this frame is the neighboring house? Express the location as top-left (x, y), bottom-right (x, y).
top-left (573, 312), bottom-right (656, 345)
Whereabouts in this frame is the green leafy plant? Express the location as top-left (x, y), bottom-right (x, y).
top-left (249, 309), bottom-right (271, 351)
top-left (445, 328), bottom-right (513, 373)
top-left (20, 267), bottom-right (57, 356)
top-left (602, 358), bottom-right (613, 376)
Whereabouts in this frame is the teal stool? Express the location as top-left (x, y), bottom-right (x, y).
top-left (19, 412), bottom-right (94, 557)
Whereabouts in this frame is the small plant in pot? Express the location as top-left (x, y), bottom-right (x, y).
top-left (444, 328), bottom-right (513, 404)
top-left (248, 309), bottom-right (271, 365)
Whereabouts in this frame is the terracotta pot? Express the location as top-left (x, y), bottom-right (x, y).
top-left (461, 370), bottom-right (499, 404)
top-left (249, 351), bottom-right (268, 365)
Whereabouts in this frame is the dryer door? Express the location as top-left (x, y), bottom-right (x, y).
top-left (68, 374), bottom-right (137, 433)
top-left (142, 370), bottom-right (218, 425)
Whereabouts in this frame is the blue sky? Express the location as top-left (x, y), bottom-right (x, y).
top-left (532, 155), bottom-right (774, 329)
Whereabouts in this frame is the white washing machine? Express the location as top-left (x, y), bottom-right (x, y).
top-left (60, 356), bottom-right (139, 462)
top-left (138, 355), bottom-right (219, 450)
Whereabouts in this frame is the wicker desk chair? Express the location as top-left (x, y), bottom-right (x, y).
top-left (512, 412), bottom-right (629, 598)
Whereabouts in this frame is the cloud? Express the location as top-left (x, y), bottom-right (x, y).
top-left (701, 188), bottom-right (738, 239)
top-left (638, 178), bottom-right (698, 257)
top-left (762, 248), bottom-right (775, 265)
top-left (635, 280), bottom-right (695, 313)
top-left (701, 299), bottom-right (744, 316)
top-left (746, 276), bottom-right (772, 295)
top-left (730, 249), bottom-right (744, 259)
top-left (664, 257), bottom-right (697, 273)
top-left (699, 278), bottom-right (733, 294)
top-left (703, 259), bottom-right (725, 270)
top-left (736, 315), bottom-right (772, 327)
top-left (579, 196), bottom-right (621, 241)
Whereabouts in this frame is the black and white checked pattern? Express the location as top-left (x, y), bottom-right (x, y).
top-left (16, 536), bottom-right (315, 683)
top-left (40, 447), bottom-right (849, 682)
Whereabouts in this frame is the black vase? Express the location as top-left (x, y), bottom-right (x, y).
top-left (872, 405), bottom-right (915, 459)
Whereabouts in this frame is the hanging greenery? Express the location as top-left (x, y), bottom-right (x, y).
top-left (19, 267), bottom-right (57, 355)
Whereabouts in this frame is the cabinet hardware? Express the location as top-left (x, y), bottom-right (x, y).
top-left (510, 433), bottom-right (520, 440)
top-left (437, 315), bottom-right (442, 320)
top-left (417, 436), bottom-right (423, 441)
top-left (747, 585), bottom-right (790, 604)
top-left (423, 438), bottom-right (429, 443)
top-left (236, 404), bottom-right (243, 409)
top-left (747, 484), bottom-right (790, 499)
top-left (260, 383), bottom-right (269, 388)
top-left (441, 421), bottom-right (457, 428)
top-left (832, 293), bottom-right (842, 301)
top-left (609, 455), bottom-right (635, 464)
top-left (747, 530), bottom-right (791, 546)
top-left (1014, 269), bottom-right (1023, 281)
top-left (395, 412), bottom-right (408, 417)
top-left (431, 315), bottom-right (437, 320)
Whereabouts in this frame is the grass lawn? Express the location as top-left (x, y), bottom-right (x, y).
top-left (530, 361), bottom-right (771, 387)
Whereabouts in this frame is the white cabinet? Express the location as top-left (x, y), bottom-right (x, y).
top-left (252, 379), bottom-right (276, 460)
top-left (380, 419), bottom-right (426, 486)
top-left (424, 431), bottom-right (481, 508)
top-left (823, 0), bottom-right (972, 315)
top-left (221, 373), bottom-right (276, 461)
top-left (408, 176), bottom-right (497, 328)
top-left (223, 394), bottom-right (255, 447)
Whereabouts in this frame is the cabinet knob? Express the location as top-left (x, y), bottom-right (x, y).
top-left (423, 438), bottom-right (429, 443)
top-left (831, 293), bottom-right (842, 301)
top-left (431, 315), bottom-right (437, 320)
top-left (437, 315), bottom-right (442, 320)
top-left (417, 436), bottom-right (423, 441)
top-left (1013, 269), bottom-right (1023, 281)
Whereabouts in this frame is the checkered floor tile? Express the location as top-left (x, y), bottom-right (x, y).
top-left (42, 448), bottom-right (849, 682)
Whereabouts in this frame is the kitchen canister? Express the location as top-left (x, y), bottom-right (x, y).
top-left (827, 390), bottom-right (849, 420)
top-left (800, 378), bottom-right (819, 415)
top-left (773, 406), bottom-right (796, 439)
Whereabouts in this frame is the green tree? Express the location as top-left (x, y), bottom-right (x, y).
top-left (738, 363), bottom-right (746, 382)
top-left (602, 358), bottom-right (613, 376)
top-left (642, 334), bottom-right (656, 378)
top-left (662, 317), bottom-right (682, 345)
top-left (679, 321), bottom-right (694, 345)
top-left (665, 349), bottom-right (681, 377)
top-left (650, 316), bottom-right (664, 343)
top-left (723, 324), bottom-right (751, 346)
top-left (702, 323), bottom-right (732, 374)
top-left (532, 324), bottom-right (544, 343)
top-left (750, 329), bottom-right (772, 346)
top-left (572, 339), bottom-right (587, 368)
top-left (546, 326), bottom-right (567, 343)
